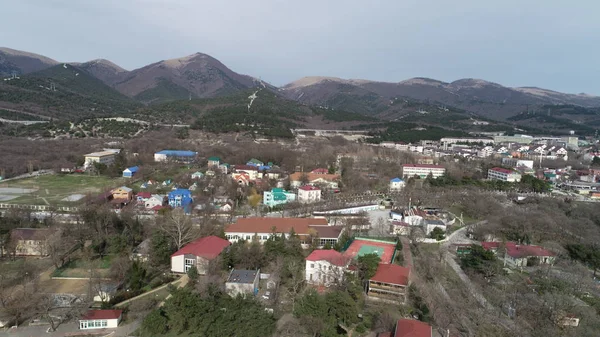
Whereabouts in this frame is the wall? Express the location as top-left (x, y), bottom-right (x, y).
top-left (171, 255), bottom-right (185, 273)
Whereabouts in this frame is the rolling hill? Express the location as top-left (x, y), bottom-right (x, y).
top-left (0, 47), bottom-right (58, 76)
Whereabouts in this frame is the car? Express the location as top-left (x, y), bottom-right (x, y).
top-left (262, 291), bottom-right (271, 300)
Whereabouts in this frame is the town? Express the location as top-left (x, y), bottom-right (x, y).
top-left (1, 128), bottom-right (600, 337)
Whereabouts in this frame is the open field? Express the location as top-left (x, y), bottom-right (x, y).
top-left (0, 174), bottom-right (126, 206)
top-left (52, 256), bottom-right (112, 278)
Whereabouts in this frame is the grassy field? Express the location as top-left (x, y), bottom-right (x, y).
top-left (0, 174), bottom-right (127, 205)
top-left (52, 256), bottom-right (112, 278)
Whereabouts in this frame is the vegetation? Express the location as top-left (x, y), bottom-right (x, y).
top-left (566, 243), bottom-right (600, 276)
top-left (425, 173), bottom-right (551, 193)
top-left (366, 122), bottom-right (470, 143)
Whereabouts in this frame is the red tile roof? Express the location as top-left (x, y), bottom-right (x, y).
top-left (490, 167), bottom-right (515, 174)
top-left (225, 217), bottom-right (328, 235)
top-left (171, 236), bottom-right (231, 259)
top-left (306, 249), bottom-right (350, 266)
top-left (310, 168), bottom-right (329, 174)
top-left (136, 192), bottom-right (152, 199)
top-left (81, 310), bottom-right (122, 320)
top-left (394, 319), bottom-right (432, 337)
top-left (402, 164), bottom-right (444, 169)
top-left (481, 241), bottom-right (556, 258)
top-left (298, 185), bottom-right (321, 191)
top-left (370, 263), bottom-right (410, 286)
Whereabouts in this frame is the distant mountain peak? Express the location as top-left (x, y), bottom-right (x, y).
top-left (450, 78), bottom-right (502, 88)
top-left (161, 53), bottom-right (215, 69)
top-left (85, 59), bottom-right (127, 72)
top-left (399, 77), bottom-right (446, 86)
top-left (0, 47), bottom-right (58, 65)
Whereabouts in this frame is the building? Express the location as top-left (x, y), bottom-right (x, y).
top-left (234, 165), bottom-right (261, 180)
top-left (144, 194), bottom-right (165, 209)
top-left (191, 171), bottom-right (204, 179)
top-left (122, 166), bottom-right (139, 178)
top-left (289, 172), bottom-right (340, 190)
top-left (84, 151), bottom-right (116, 169)
top-left (225, 269), bottom-right (260, 297)
top-left (310, 168), bottom-right (329, 174)
top-left (501, 158), bottom-right (534, 169)
top-left (493, 134), bottom-right (534, 144)
top-left (305, 249), bottom-right (351, 286)
top-left (111, 186), bottom-right (133, 203)
top-left (170, 236), bottom-right (230, 274)
top-left (224, 217), bottom-right (344, 248)
top-left (168, 189), bottom-right (193, 209)
top-left (246, 158), bottom-right (265, 167)
top-left (481, 241), bottom-right (556, 268)
top-left (263, 188), bottom-right (296, 207)
top-left (368, 264), bottom-right (410, 303)
top-left (79, 310), bottom-right (122, 330)
top-left (393, 319), bottom-right (433, 337)
top-left (297, 185), bottom-right (321, 203)
top-left (154, 150), bottom-right (197, 163)
top-left (401, 164), bottom-right (445, 179)
top-left (7, 228), bottom-right (55, 256)
top-left (487, 167), bottom-right (522, 182)
top-left (389, 177), bottom-right (405, 191)
top-left (207, 156), bottom-right (221, 167)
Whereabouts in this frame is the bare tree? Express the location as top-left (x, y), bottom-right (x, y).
top-left (157, 208), bottom-right (198, 250)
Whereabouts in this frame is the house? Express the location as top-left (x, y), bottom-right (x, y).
top-left (481, 241), bottom-right (556, 268)
top-left (424, 219), bottom-right (446, 236)
top-left (191, 171), bottom-right (204, 179)
top-left (111, 186), bottom-right (133, 203)
top-left (263, 188), bottom-right (297, 207)
top-left (502, 158), bottom-right (534, 169)
top-left (225, 269), bottom-right (260, 297)
top-left (393, 319), bottom-right (433, 337)
top-left (92, 283), bottom-right (120, 303)
top-left (7, 228), bottom-right (55, 256)
top-left (224, 217), bottom-right (344, 248)
top-left (297, 185), bottom-right (321, 203)
top-left (231, 172), bottom-right (251, 186)
top-left (79, 310), bottom-right (122, 330)
top-left (207, 156), bottom-right (221, 167)
top-left (389, 177), bottom-right (405, 191)
top-left (168, 189), bottom-right (193, 210)
top-left (305, 249), bottom-right (351, 286)
top-left (234, 165), bottom-right (261, 180)
top-left (401, 164), bottom-right (445, 179)
top-left (154, 150), bottom-right (197, 163)
top-left (135, 192), bottom-right (152, 202)
top-left (83, 151), bottom-right (116, 169)
top-left (131, 238), bottom-right (151, 262)
top-left (171, 236), bottom-right (230, 274)
top-left (122, 166), bottom-right (139, 178)
top-left (311, 168), bottom-right (329, 174)
top-left (289, 172), bottom-right (340, 190)
top-left (488, 167), bottom-right (522, 182)
top-left (246, 158), bottom-right (264, 167)
top-left (145, 194), bottom-right (166, 209)
top-left (367, 264), bottom-right (410, 303)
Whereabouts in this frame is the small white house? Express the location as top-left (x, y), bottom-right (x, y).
top-left (305, 250), bottom-right (350, 286)
top-left (79, 310), bottom-right (122, 330)
top-left (191, 171), bottom-right (204, 179)
top-left (297, 185), bottom-right (321, 203)
top-left (144, 194), bottom-right (165, 209)
top-left (389, 177), bottom-right (405, 191)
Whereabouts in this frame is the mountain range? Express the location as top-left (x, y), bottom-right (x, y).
top-left (2, 46), bottom-right (600, 124)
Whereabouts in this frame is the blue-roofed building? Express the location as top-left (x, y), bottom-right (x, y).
top-left (122, 166), bottom-right (139, 178)
top-left (246, 158), bottom-right (264, 167)
top-left (154, 150), bottom-right (197, 163)
top-left (389, 177), bottom-right (405, 191)
top-left (168, 189), bottom-right (194, 213)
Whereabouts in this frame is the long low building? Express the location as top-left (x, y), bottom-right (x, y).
top-left (401, 164), bottom-right (445, 179)
top-left (154, 150), bottom-right (197, 163)
top-left (84, 151), bottom-right (116, 168)
top-left (225, 217), bottom-right (344, 248)
top-left (488, 167), bottom-right (522, 182)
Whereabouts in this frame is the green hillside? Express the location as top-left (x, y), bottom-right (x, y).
top-left (0, 64), bottom-right (140, 119)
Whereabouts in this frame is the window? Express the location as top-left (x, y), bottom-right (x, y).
top-left (310, 264), bottom-right (314, 268)
top-left (185, 258), bottom-right (195, 265)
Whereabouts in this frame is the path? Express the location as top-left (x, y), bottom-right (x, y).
top-left (160, 274), bottom-right (189, 306)
top-left (114, 275), bottom-right (184, 308)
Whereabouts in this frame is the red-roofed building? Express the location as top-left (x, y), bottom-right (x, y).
top-left (487, 167), bottom-right (522, 182)
top-left (79, 310), bottom-right (122, 330)
top-left (481, 241), bottom-right (556, 268)
top-left (298, 185), bottom-right (321, 203)
top-left (135, 192), bottom-right (152, 202)
top-left (368, 263), bottom-right (410, 303)
top-left (394, 319), bottom-right (432, 337)
top-left (305, 249), bottom-right (352, 286)
top-left (171, 236), bottom-right (231, 274)
top-left (311, 168), bottom-right (329, 174)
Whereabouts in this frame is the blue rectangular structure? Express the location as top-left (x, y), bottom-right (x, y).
top-left (123, 166), bottom-right (139, 178)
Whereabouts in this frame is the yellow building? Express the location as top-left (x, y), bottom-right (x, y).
top-left (84, 151), bottom-right (116, 168)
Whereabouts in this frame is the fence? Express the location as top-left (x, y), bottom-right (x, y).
top-left (0, 203), bottom-right (80, 212)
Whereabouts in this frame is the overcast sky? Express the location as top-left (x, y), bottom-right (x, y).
top-left (2, 0), bottom-right (599, 94)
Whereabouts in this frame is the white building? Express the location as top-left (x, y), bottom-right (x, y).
top-left (170, 236), bottom-right (230, 274)
top-left (501, 158), bottom-right (534, 169)
top-left (83, 151), bottom-right (116, 169)
top-left (402, 164), bottom-right (446, 179)
top-left (488, 167), bottom-right (522, 182)
top-left (297, 185), bottom-right (321, 203)
top-left (305, 249), bottom-right (350, 286)
top-left (389, 177), bottom-right (406, 191)
top-left (263, 188), bottom-right (296, 207)
top-left (79, 310), bottom-right (122, 330)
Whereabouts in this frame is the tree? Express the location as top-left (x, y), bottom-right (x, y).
top-left (141, 309), bottom-right (169, 335)
top-left (187, 265), bottom-right (199, 283)
top-left (592, 156), bottom-right (600, 167)
top-left (150, 230), bottom-right (175, 267)
top-left (429, 227), bottom-right (446, 241)
top-left (357, 253), bottom-right (381, 281)
top-left (157, 208), bottom-right (197, 250)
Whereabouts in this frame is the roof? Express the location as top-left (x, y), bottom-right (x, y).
top-left (208, 156), bottom-right (221, 161)
top-left (370, 263), bottom-right (410, 286)
top-left (155, 150), bottom-right (197, 157)
top-left (390, 177), bottom-right (404, 182)
top-left (84, 151), bottom-right (116, 157)
top-left (225, 217), bottom-right (328, 235)
top-left (227, 269), bottom-right (258, 284)
top-left (394, 319), bottom-right (432, 337)
top-left (10, 228), bottom-right (55, 241)
top-left (481, 241), bottom-right (556, 258)
top-left (235, 165), bottom-right (259, 171)
top-left (136, 192), bottom-right (152, 199)
top-left (171, 236), bottom-right (230, 259)
top-left (299, 185), bottom-right (320, 191)
top-left (377, 333), bottom-right (393, 337)
top-left (402, 164), bottom-right (444, 169)
top-left (112, 186), bottom-right (132, 193)
top-left (247, 158), bottom-right (264, 164)
top-left (311, 168), bottom-right (329, 174)
top-left (124, 166), bottom-right (139, 173)
top-left (490, 167), bottom-right (515, 174)
top-left (289, 172), bottom-right (340, 182)
top-left (169, 189), bottom-right (192, 197)
top-left (81, 310), bottom-right (122, 321)
top-left (306, 249), bottom-right (350, 266)
top-left (311, 226), bottom-right (344, 239)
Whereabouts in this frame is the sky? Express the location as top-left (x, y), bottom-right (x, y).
top-left (2, 0), bottom-right (599, 94)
